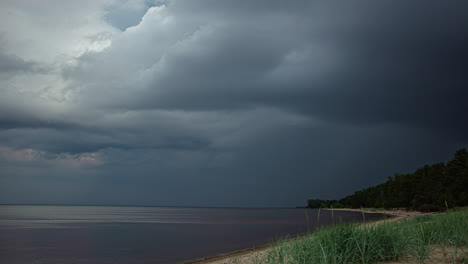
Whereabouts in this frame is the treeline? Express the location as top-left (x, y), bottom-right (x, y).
top-left (308, 149), bottom-right (468, 211)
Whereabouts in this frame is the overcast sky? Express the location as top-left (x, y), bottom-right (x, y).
top-left (0, 0), bottom-right (467, 207)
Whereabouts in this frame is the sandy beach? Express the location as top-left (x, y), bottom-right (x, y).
top-left (185, 209), bottom-right (427, 264)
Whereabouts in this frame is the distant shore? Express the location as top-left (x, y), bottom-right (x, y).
top-left (185, 209), bottom-right (426, 264)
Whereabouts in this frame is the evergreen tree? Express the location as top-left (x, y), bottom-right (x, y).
top-left (312, 149), bottom-right (468, 211)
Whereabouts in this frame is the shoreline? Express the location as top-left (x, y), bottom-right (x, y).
top-left (184, 209), bottom-right (426, 264)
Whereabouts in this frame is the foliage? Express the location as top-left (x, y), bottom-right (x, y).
top-left (307, 199), bottom-right (342, 209)
top-left (315, 149), bottom-right (468, 211)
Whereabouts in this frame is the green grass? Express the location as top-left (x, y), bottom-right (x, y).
top-left (259, 209), bottom-right (468, 264)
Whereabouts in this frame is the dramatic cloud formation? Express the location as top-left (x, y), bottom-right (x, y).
top-left (1, 0), bottom-right (467, 207)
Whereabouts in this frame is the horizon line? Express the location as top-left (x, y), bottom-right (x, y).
top-left (0, 203), bottom-right (302, 209)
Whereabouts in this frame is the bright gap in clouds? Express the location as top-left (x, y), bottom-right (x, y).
top-left (104, 0), bottom-right (165, 31)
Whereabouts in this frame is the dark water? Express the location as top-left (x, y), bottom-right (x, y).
top-left (0, 205), bottom-right (384, 264)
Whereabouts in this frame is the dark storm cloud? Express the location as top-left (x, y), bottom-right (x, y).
top-left (0, 51), bottom-right (35, 73)
top-left (287, 1), bottom-right (468, 138)
top-left (1, 0), bottom-right (468, 207)
top-left (0, 115), bottom-right (75, 130)
top-left (195, 1), bottom-right (467, 137)
top-left (0, 118), bottom-right (211, 154)
top-left (68, 0), bottom-right (468, 139)
top-left (0, 41), bottom-right (49, 74)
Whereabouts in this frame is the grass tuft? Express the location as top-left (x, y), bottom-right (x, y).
top-left (260, 209), bottom-right (468, 264)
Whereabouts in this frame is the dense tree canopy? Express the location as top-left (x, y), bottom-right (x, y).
top-left (308, 149), bottom-right (468, 211)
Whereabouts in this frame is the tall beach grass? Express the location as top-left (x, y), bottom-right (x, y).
top-left (257, 209), bottom-right (468, 264)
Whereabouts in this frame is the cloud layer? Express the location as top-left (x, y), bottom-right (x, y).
top-left (1, 0), bottom-right (467, 207)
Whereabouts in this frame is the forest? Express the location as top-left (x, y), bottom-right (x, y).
top-left (307, 149), bottom-right (468, 211)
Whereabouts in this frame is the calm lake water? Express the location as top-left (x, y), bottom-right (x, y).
top-left (0, 205), bottom-right (384, 264)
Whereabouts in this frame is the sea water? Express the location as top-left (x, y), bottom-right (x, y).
top-left (0, 205), bottom-right (384, 264)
